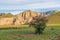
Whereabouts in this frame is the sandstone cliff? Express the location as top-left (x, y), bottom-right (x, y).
top-left (13, 10), bottom-right (42, 25)
top-left (0, 17), bottom-right (13, 25)
top-left (0, 10), bottom-right (43, 25)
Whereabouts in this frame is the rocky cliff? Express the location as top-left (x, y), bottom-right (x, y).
top-left (14, 10), bottom-right (42, 25)
top-left (0, 17), bottom-right (13, 25)
top-left (0, 10), bottom-right (43, 25)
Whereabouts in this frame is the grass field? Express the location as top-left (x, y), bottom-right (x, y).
top-left (0, 26), bottom-right (60, 40)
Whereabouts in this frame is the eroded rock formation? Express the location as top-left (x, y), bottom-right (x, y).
top-left (0, 10), bottom-right (43, 25)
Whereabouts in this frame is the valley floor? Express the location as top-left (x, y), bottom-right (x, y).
top-left (0, 26), bottom-right (60, 40)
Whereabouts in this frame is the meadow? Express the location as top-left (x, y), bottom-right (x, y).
top-left (0, 25), bottom-right (60, 40)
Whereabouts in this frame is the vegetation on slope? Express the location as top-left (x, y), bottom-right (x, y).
top-left (0, 13), bottom-right (14, 18)
top-left (48, 10), bottom-right (60, 24)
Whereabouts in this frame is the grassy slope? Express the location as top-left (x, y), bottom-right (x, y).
top-left (0, 13), bottom-right (14, 18)
top-left (48, 11), bottom-right (60, 25)
top-left (0, 26), bottom-right (60, 40)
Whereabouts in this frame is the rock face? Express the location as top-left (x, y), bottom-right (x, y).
top-left (0, 10), bottom-right (43, 25)
top-left (0, 17), bottom-right (13, 25)
top-left (14, 10), bottom-right (42, 25)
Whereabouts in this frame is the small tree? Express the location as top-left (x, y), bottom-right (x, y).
top-left (29, 15), bottom-right (48, 34)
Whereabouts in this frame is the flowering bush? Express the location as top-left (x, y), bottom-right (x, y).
top-left (29, 15), bottom-right (48, 34)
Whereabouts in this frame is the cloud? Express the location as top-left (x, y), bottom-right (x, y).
top-left (0, 0), bottom-right (60, 9)
top-left (0, 0), bottom-right (60, 14)
top-left (0, 0), bottom-right (41, 5)
top-left (27, 2), bottom-right (60, 9)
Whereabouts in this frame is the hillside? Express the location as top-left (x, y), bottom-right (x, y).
top-left (0, 10), bottom-right (43, 26)
top-left (14, 10), bottom-right (42, 25)
top-left (48, 10), bottom-right (60, 24)
top-left (0, 13), bottom-right (14, 18)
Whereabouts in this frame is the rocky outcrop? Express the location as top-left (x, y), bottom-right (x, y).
top-left (13, 10), bottom-right (42, 25)
top-left (0, 10), bottom-right (43, 25)
top-left (0, 17), bottom-right (13, 25)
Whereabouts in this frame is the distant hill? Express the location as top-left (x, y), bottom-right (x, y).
top-left (45, 10), bottom-right (60, 15)
top-left (0, 13), bottom-right (14, 18)
top-left (48, 10), bottom-right (60, 24)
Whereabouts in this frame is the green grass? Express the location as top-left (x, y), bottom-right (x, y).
top-left (0, 26), bottom-right (60, 40)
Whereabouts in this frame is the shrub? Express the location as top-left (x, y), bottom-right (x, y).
top-left (29, 15), bottom-right (48, 34)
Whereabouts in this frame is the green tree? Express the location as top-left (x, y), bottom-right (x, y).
top-left (29, 15), bottom-right (48, 34)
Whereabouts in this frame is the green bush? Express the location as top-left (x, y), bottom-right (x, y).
top-left (29, 15), bottom-right (48, 34)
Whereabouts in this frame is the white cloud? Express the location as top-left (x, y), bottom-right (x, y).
top-left (26, 2), bottom-right (60, 9)
top-left (0, 0), bottom-right (60, 9)
top-left (0, 0), bottom-right (60, 14)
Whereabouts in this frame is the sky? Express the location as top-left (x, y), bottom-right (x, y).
top-left (0, 0), bottom-right (60, 14)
